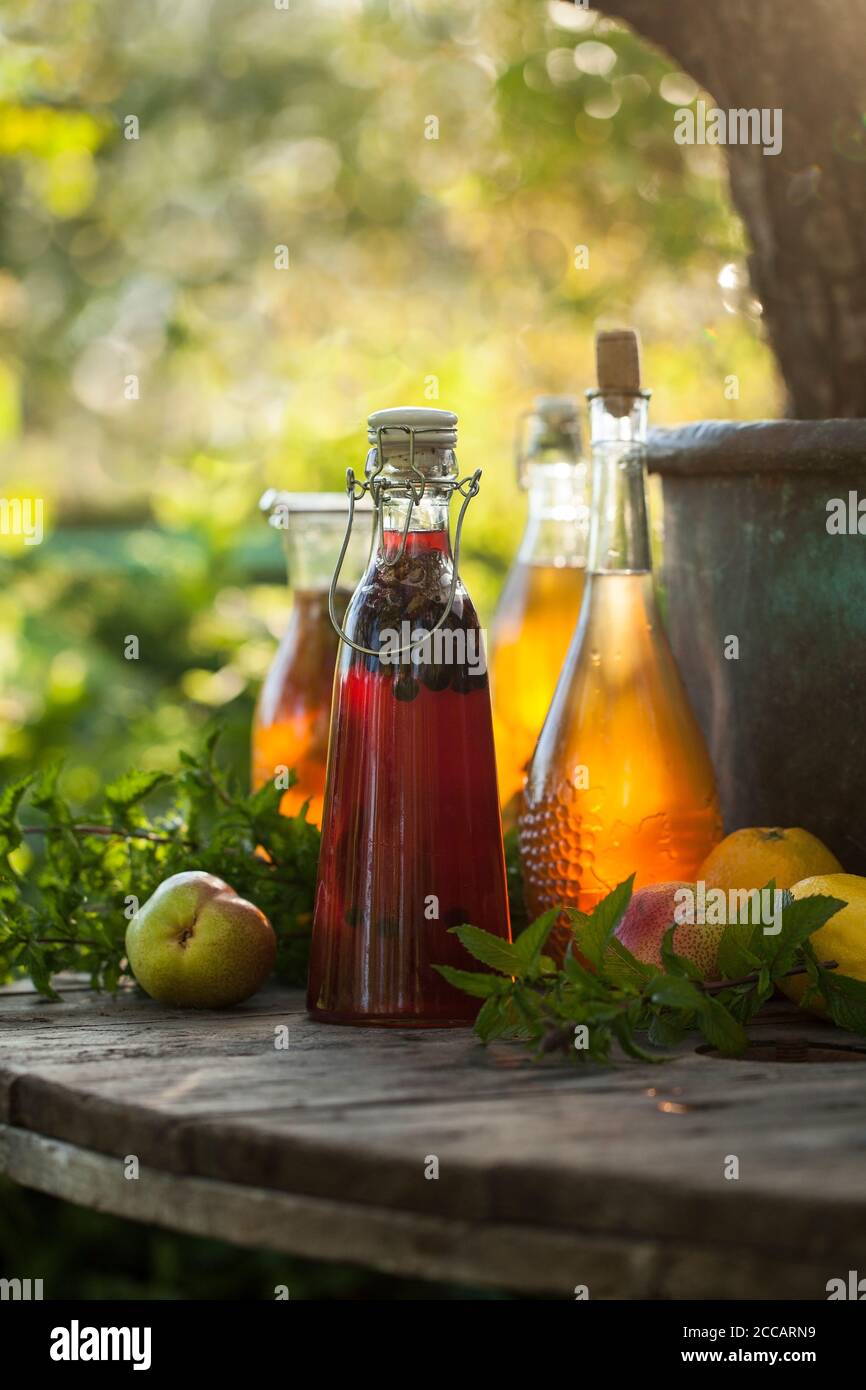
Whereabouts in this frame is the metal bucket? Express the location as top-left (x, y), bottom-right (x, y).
top-left (646, 420), bottom-right (866, 874)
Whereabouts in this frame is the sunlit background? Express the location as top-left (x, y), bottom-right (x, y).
top-left (0, 0), bottom-right (780, 798)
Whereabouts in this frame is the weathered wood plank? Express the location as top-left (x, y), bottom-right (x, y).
top-left (3, 982), bottom-right (866, 1295)
top-left (0, 1125), bottom-right (847, 1299)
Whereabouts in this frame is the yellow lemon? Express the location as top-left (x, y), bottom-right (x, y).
top-left (698, 827), bottom-right (842, 893)
top-left (778, 873), bottom-right (866, 1015)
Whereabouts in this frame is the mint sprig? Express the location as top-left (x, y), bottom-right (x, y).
top-left (437, 879), bottom-right (858, 1062)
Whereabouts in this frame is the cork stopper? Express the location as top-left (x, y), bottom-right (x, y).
top-left (596, 329), bottom-right (642, 394)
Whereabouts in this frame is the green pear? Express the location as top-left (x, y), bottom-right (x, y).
top-left (126, 871), bottom-right (276, 1008)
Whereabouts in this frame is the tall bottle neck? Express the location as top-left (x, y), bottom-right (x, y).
top-left (381, 488), bottom-right (452, 547)
top-left (586, 392), bottom-right (651, 575)
top-left (369, 446), bottom-right (456, 555)
top-left (518, 461), bottom-right (588, 567)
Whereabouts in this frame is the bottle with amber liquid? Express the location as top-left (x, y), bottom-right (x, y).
top-left (490, 396), bottom-right (588, 823)
top-left (520, 332), bottom-right (721, 953)
top-left (252, 492), bottom-right (370, 828)
top-left (308, 407), bottom-right (511, 1026)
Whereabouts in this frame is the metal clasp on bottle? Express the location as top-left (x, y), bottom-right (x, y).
top-left (328, 423), bottom-right (481, 660)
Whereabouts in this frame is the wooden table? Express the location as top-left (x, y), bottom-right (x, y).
top-left (2, 981), bottom-right (866, 1298)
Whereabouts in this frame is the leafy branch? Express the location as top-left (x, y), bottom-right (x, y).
top-left (436, 876), bottom-right (865, 1063)
top-left (21, 825), bottom-right (185, 844)
top-left (0, 731), bottom-right (320, 1000)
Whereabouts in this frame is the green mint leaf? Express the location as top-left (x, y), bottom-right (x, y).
top-left (510, 983), bottom-right (543, 1036)
top-left (769, 894), bottom-right (847, 977)
top-left (648, 1010), bottom-right (691, 1047)
top-left (562, 944), bottom-right (603, 989)
top-left (647, 973), bottom-right (704, 1011)
top-left (570, 875), bottom-right (634, 970)
top-left (820, 971), bottom-right (866, 1036)
top-left (24, 944), bottom-right (60, 1002)
top-left (245, 779), bottom-right (290, 817)
top-left (603, 936), bottom-right (657, 990)
top-left (695, 994), bottom-right (748, 1056)
top-left (712, 879), bottom-right (780, 974)
top-left (612, 1015), bottom-right (664, 1063)
top-left (746, 880), bottom-right (795, 966)
top-left (450, 923), bottom-right (522, 976)
top-left (104, 770), bottom-right (171, 812)
top-left (433, 964), bottom-right (505, 999)
top-left (29, 760), bottom-right (67, 816)
top-left (202, 726), bottom-right (222, 758)
top-left (512, 908), bottom-right (560, 977)
top-left (721, 980), bottom-right (772, 1024)
top-left (799, 939), bottom-right (823, 982)
top-left (716, 919), bottom-right (761, 980)
top-left (0, 772), bottom-right (36, 823)
top-left (474, 995), bottom-right (508, 1042)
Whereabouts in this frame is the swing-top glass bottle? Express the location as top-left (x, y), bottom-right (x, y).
top-left (520, 333), bottom-right (721, 956)
top-left (308, 407), bottom-right (511, 1025)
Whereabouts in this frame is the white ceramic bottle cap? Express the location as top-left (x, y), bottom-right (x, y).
top-left (367, 406), bottom-right (458, 451)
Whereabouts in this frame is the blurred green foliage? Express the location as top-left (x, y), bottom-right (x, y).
top-left (0, 0), bottom-right (778, 793)
top-left (0, 519), bottom-right (273, 789)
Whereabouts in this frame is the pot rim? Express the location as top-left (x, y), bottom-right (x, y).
top-left (647, 419), bottom-right (866, 476)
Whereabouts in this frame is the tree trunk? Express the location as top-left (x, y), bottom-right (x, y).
top-left (589, 0), bottom-right (866, 418)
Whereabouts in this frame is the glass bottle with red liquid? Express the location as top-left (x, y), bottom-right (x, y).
top-left (252, 492), bottom-right (370, 828)
top-left (308, 407), bottom-right (511, 1026)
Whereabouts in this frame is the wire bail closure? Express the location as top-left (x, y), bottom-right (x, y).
top-left (328, 423), bottom-right (481, 660)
